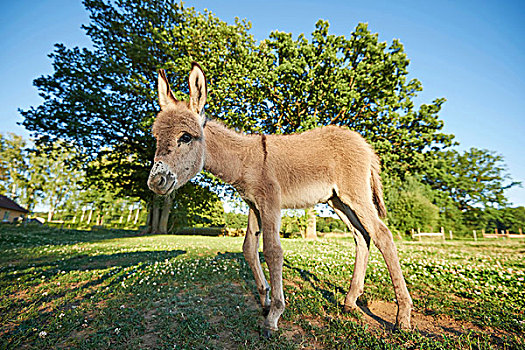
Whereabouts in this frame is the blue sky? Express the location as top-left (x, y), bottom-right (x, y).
top-left (1, 0), bottom-right (524, 206)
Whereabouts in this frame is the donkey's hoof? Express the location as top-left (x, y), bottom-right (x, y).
top-left (262, 306), bottom-right (270, 317)
top-left (394, 318), bottom-right (412, 331)
top-left (262, 327), bottom-right (272, 339)
top-left (342, 303), bottom-right (359, 313)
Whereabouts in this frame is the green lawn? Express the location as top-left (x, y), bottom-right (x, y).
top-left (0, 225), bottom-right (523, 349)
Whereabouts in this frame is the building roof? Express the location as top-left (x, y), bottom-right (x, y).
top-left (0, 195), bottom-right (29, 213)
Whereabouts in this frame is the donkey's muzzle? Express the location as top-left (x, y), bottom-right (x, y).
top-left (147, 161), bottom-right (177, 195)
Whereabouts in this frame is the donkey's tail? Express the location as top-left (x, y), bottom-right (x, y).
top-left (371, 155), bottom-right (387, 219)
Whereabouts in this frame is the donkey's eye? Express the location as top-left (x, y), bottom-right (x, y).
top-left (178, 133), bottom-right (192, 144)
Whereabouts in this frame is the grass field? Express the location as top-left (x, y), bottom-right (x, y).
top-left (1, 225), bottom-right (524, 349)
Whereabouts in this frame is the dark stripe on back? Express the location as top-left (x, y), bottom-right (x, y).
top-left (261, 134), bottom-right (268, 161)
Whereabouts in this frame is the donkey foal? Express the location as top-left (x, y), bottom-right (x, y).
top-left (147, 62), bottom-right (413, 337)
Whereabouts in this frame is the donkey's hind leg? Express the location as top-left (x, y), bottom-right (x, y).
top-left (338, 196), bottom-right (413, 330)
top-left (242, 208), bottom-right (271, 315)
top-left (328, 196), bottom-right (370, 311)
top-left (371, 217), bottom-right (413, 330)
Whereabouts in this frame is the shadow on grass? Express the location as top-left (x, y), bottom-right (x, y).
top-left (2, 250), bottom-right (186, 283)
top-left (213, 251), bottom-right (266, 313)
top-left (283, 258), bottom-right (347, 308)
top-left (1, 249), bottom-right (186, 346)
top-left (0, 224), bottom-right (146, 249)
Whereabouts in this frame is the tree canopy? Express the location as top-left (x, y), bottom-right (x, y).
top-left (19, 0), bottom-right (519, 234)
top-left (425, 148), bottom-right (519, 210)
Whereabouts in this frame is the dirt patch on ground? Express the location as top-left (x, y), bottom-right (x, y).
top-left (355, 300), bottom-right (509, 342)
top-left (284, 278), bottom-right (305, 290)
top-left (280, 316), bottom-right (325, 350)
top-left (140, 308), bottom-right (163, 349)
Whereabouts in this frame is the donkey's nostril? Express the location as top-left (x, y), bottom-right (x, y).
top-left (148, 162), bottom-right (177, 195)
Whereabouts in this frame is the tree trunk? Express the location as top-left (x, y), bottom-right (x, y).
top-left (144, 195), bottom-right (172, 234)
top-left (150, 201), bottom-right (160, 233)
top-left (305, 208), bottom-right (317, 240)
top-left (127, 207), bottom-right (133, 223)
top-left (158, 195), bottom-right (173, 233)
top-left (11, 183), bottom-right (16, 198)
top-left (47, 198), bottom-right (57, 222)
top-left (86, 209), bottom-right (93, 224)
top-left (142, 203), bottom-right (152, 233)
top-left (134, 207), bottom-right (140, 225)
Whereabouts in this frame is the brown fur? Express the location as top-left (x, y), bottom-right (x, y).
top-left (148, 63), bottom-right (413, 336)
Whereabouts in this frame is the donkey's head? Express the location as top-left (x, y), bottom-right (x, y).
top-left (147, 62), bottom-right (208, 195)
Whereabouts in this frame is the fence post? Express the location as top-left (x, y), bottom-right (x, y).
top-left (449, 230), bottom-right (453, 240)
top-left (440, 227), bottom-right (445, 241)
top-left (473, 230), bottom-right (477, 241)
top-left (482, 229), bottom-right (485, 238)
top-left (417, 228), bottom-right (421, 241)
top-left (520, 228), bottom-right (523, 235)
top-left (134, 208), bottom-right (141, 225)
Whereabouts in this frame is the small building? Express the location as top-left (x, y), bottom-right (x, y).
top-left (0, 195), bottom-right (29, 223)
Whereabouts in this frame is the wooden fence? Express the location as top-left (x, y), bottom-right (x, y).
top-left (410, 227), bottom-right (525, 241)
top-left (411, 227), bottom-right (445, 241)
top-left (481, 228), bottom-right (524, 240)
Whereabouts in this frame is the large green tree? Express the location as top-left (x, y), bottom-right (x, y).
top-left (254, 21), bottom-right (454, 178)
top-left (21, 0), bottom-right (260, 232)
top-left (250, 21), bottom-right (454, 232)
top-left (425, 148), bottom-right (519, 211)
top-left (22, 0), bottom-right (456, 233)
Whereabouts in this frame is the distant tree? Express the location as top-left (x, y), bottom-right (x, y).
top-left (316, 216), bottom-right (347, 233)
top-left (225, 212), bottom-right (248, 230)
top-left (280, 212), bottom-right (307, 238)
top-left (476, 206), bottom-right (525, 234)
top-left (0, 133), bottom-right (44, 211)
top-left (0, 136), bottom-right (7, 194)
top-left (384, 176), bottom-right (440, 235)
top-left (34, 141), bottom-right (83, 222)
top-left (425, 148), bottom-right (519, 211)
top-left (501, 206), bottom-right (525, 233)
top-left (168, 182), bottom-right (225, 230)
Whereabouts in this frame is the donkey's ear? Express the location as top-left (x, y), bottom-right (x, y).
top-left (158, 69), bottom-right (178, 109)
top-left (188, 62), bottom-right (207, 119)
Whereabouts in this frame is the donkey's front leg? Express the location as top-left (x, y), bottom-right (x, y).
top-left (242, 208), bottom-right (271, 315)
top-left (260, 206), bottom-right (285, 338)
